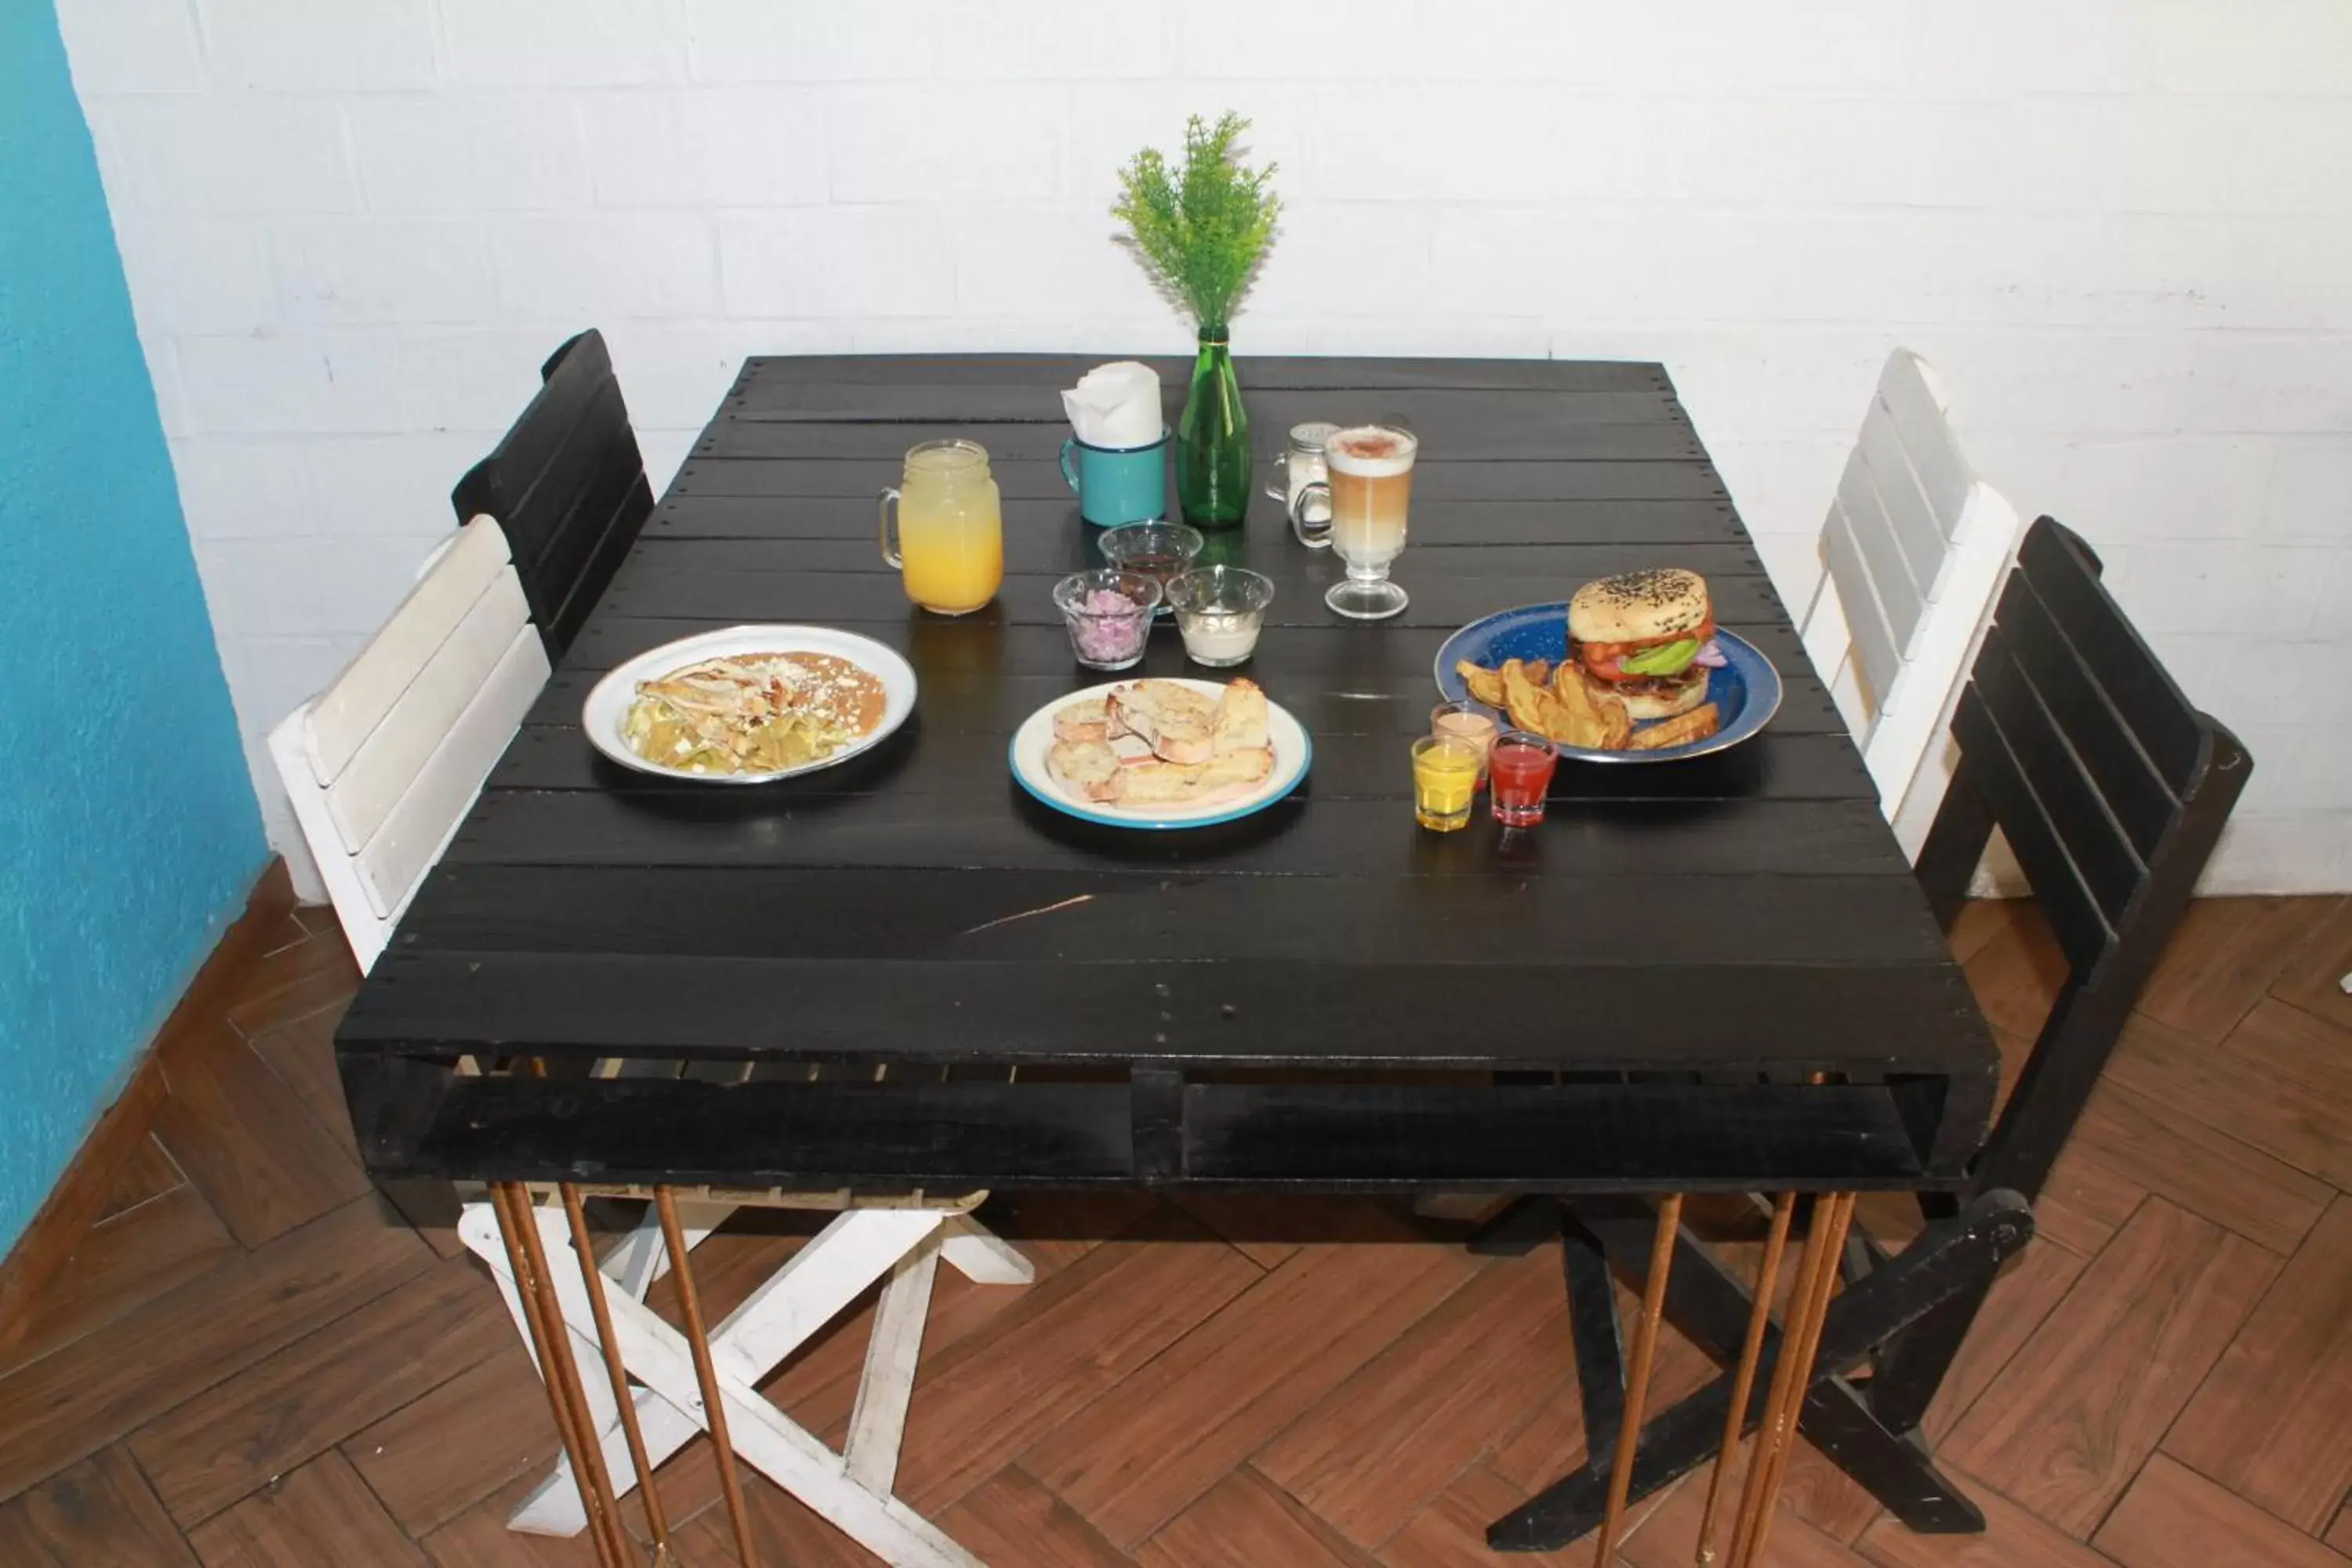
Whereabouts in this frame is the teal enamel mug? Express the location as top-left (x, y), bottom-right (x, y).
top-left (1060, 427), bottom-right (1170, 527)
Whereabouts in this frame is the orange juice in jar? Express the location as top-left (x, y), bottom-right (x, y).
top-left (879, 439), bottom-right (1003, 615)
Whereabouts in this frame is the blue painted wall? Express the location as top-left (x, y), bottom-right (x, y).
top-left (0, 0), bottom-right (265, 1253)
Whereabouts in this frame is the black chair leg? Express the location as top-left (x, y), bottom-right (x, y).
top-left (1486, 1189), bottom-right (2033, 1552)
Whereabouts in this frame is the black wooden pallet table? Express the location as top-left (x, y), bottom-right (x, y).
top-left (338, 354), bottom-right (2013, 1552)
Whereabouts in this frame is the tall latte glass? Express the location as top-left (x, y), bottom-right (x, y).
top-left (1292, 424), bottom-right (1417, 619)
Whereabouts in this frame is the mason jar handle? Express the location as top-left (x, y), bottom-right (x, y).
top-left (1059, 437), bottom-right (1082, 495)
top-left (877, 486), bottom-right (902, 568)
top-left (1290, 478), bottom-right (1331, 542)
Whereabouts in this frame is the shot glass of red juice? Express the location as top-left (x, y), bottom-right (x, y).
top-left (1489, 730), bottom-right (1558, 826)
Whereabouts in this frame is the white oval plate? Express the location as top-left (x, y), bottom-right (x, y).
top-left (583, 625), bottom-right (916, 783)
top-left (1009, 679), bottom-right (1312, 829)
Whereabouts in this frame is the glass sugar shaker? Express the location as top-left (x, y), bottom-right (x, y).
top-left (1266, 420), bottom-right (1340, 548)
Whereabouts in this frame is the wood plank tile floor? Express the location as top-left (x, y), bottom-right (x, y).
top-left (2, 896), bottom-right (2346, 1566)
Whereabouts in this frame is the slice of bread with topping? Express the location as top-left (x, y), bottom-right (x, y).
top-left (1108, 681), bottom-right (1217, 765)
top-left (1214, 678), bottom-right (1269, 755)
top-left (1045, 739), bottom-right (1120, 801)
top-left (1052, 696), bottom-right (1112, 744)
top-left (1111, 745), bottom-right (1274, 808)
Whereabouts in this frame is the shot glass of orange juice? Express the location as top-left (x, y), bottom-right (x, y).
top-left (1411, 735), bottom-right (1482, 832)
top-left (879, 439), bottom-right (1003, 615)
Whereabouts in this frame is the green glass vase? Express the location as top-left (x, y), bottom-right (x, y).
top-left (1176, 325), bottom-right (1250, 528)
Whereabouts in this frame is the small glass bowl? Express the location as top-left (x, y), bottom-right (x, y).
top-left (1165, 567), bottom-right (1275, 668)
top-left (1096, 521), bottom-right (1205, 616)
top-left (1052, 569), bottom-right (1161, 671)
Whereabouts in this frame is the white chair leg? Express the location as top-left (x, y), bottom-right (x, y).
top-left (461, 1202), bottom-right (624, 1441)
top-left (717, 1209), bottom-right (952, 1377)
top-left (846, 1236), bottom-right (942, 1494)
top-left (936, 1214), bottom-right (1035, 1285)
top-left (517, 1205), bottom-right (985, 1568)
top-left (496, 1207), bottom-right (959, 1538)
top-left (604, 1194), bottom-right (733, 1301)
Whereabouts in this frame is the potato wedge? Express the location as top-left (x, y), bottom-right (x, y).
top-left (1596, 686), bottom-right (1635, 750)
top-left (1624, 702), bottom-right (1721, 752)
top-left (1544, 663), bottom-right (1610, 750)
top-left (1501, 659), bottom-right (1555, 736)
top-left (1456, 659), bottom-right (1507, 709)
top-left (1552, 662), bottom-right (1595, 717)
top-left (1523, 659), bottom-right (1552, 687)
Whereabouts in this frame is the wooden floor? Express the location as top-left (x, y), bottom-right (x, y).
top-left (2, 896), bottom-right (2348, 1566)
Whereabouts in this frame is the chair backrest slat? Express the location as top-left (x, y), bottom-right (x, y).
top-left (325, 569), bottom-right (531, 854)
top-left (452, 329), bottom-right (651, 662)
top-left (1947, 686), bottom-right (2117, 971)
top-left (1801, 350), bottom-right (2023, 858)
top-left (1987, 566), bottom-right (2179, 859)
top-left (304, 519), bottom-right (510, 785)
top-left (529, 430), bottom-right (652, 653)
top-left (353, 623), bottom-right (546, 917)
top-left (1968, 627), bottom-right (2147, 929)
top-left (270, 515), bottom-right (550, 974)
top-left (1822, 499), bottom-right (1905, 710)
top-left (1873, 354), bottom-right (1971, 528)
top-left (2012, 523), bottom-right (2204, 789)
top-left (1853, 413), bottom-right (1944, 628)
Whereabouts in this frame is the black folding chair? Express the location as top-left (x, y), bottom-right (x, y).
top-left (1487, 516), bottom-right (2252, 1552)
top-left (1864, 514), bottom-right (2252, 1426)
top-left (452, 330), bottom-right (652, 661)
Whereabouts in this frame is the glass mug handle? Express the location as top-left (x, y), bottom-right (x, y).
top-left (1289, 478), bottom-right (1332, 549)
top-left (877, 485), bottom-right (902, 568)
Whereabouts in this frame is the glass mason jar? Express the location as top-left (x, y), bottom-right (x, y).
top-left (877, 438), bottom-right (1003, 615)
top-left (1176, 325), bottom-right (1250, 528)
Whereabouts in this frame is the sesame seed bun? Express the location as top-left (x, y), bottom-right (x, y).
top-left (1566, 568), bottom-right (1711, 646)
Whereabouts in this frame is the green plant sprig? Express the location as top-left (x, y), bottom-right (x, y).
top-left (1112, 112), bottom-right (1281, 331)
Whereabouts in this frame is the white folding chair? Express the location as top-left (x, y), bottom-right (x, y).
top-left (267, 515), bottom-right (550, 973)
top-left (461, 1183), bottom-right (1031, 1566)
top-left (1798, 350), bottom-right (2023, 861)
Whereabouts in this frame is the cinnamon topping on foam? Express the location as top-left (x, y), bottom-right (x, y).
top-left (1324, 425), bottom-right (1418, 478)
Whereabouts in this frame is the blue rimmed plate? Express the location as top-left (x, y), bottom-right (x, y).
top-left (1434, 603), bottom-right (1781, 764)
top-left (1010, 678), bottom-right (1312, 829)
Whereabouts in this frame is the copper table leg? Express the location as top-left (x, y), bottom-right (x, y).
top-left (1594, 1193), bottom-right (1685, 1566)
top-left (1693, 1191), bottom-right (1795, 1566)
top-left (492, 1182), bottom-right (634, 1568)
top-left (1727, 1192), bottom-right (1856, 1568)
top-left (655, 1185), bottom-right (760, 1567)
top-left (561, 1184), bottom-right (673, 1564)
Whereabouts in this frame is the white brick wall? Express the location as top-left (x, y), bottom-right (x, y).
top-left (53, 0), bottom-right (2352, 894)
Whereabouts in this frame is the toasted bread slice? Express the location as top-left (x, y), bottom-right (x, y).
top-left (1052, 697), bottom-right (1112, 744)
top-left (1045, 739), bottom-right (1121, 801)
top-left (1110, 745), bottom-right (1275, 808)
top-left (1108, 733), bottom-right (1159, 768)
top-left (1109, 681), bottom-right (1217, 764)
top-left (1214, 678), bottom-right (1269, 754)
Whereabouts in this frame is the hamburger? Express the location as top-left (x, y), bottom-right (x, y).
top-left (1567, 568), bottom-right (1724, 720)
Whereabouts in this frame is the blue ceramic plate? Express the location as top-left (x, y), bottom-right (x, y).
top-left (1010, 678), bottom-right (1312, 829)
top-left (1433, 604), bottom-right (1781, 764)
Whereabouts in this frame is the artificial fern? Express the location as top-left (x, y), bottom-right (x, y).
top-left (1112, 112), bottom-right (1281, 329)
